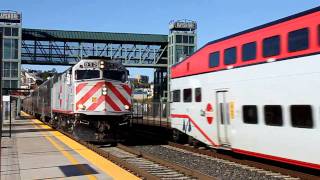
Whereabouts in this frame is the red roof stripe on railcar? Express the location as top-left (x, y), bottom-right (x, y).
top-left (76, 82), bottom-right (105, 110)
top-left (121, 84), bottom-right (132, 95)
top-left (232, 148), bottom-right (320, 170)
top-left (170, 114), bottom-right (219, 147)
top-left (105, 94), bottom-right (121, 111)
top-left (171, 11), bottom-right (320, 79)
top-left (76, 83), bottom-right (88, 94)
top-left (106, 82), bottom-right (131, 106)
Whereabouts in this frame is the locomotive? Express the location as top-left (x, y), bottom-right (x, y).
top-left (170, 7), bottom-right (320, 169)
top-left (22, 57), bottom-right (132, 141)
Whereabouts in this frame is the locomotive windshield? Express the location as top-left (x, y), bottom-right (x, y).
top-left (75, 70), bottom-right (100, 80)
top-left (103, 70), bottom-right (126, 82)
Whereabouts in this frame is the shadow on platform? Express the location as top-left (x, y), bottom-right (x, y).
top-left (59, 164), bottom-right (98, 177)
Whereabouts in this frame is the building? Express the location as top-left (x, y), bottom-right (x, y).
top-left (0, 11), bottom-right (22, 90)
top-left (136, 75), bottom-right (149, 84)
top-left (20, 69), bottom-right (43, 89)
top-left (0, 11), bottom-right (22, 117)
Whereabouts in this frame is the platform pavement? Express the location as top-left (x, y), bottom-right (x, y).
top-left (1, 112), bottom-right (140, 180)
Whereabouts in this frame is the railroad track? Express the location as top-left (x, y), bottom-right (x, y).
top-left (36, 116), bottom-right (319, 180)
top-left (166, 142), bottom-right (320, 180)
top-left (99, 144), bottom-right (213, 180)
top-left (38, 119), bottom-right (214, 179)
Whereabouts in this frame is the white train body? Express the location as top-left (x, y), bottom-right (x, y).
top-left (23, 57), bottom-right (132, 141)
top-left (52, 59), bottom-right (132, 116)
top-left (170, 7), bottom-right (320, 169)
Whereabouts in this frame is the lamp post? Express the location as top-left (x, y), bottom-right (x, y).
top-left (0, 28), bottom-right (3, 171)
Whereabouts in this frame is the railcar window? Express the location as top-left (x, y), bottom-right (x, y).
top-left (183, 88), bottom-right (192, 102)
top-left (264, 105), bottom-right (283, 126)
top-left (263, 35), bottom-right (280, 57)
top-left (243, 105), bottom-right (258, 124)
top-left (288, 28), bottom-right (309, 52)
top-left (75, 70), bottom-right (100, 80)
top-left (172, 90), bottom-right (181, 102)
top-left (242, 42), bottom-right (257, 61)
top-left (209, 51), bottom-right (220, 68)
top-left (290, 105), bottom-right (313, 128)
top-left (224, 47), bottom-right (237, 65)
top-left (103, 70), bottom-right (126, 82)
top-left (195, 88), bottom-right (201, 102)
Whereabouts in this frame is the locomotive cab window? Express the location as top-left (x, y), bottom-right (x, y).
top-left (103, 70), bottom-right (126, 82)
top-left (288, 28), bottom-right (309, 52)
top-left (224, 47), bottom-right (237, 65)
top-left (243, 105), bottom-right (258, 124)
top-left (183, 88), bottom-right (192, 102)
top-left (264, 105), bottom-right (283, 126)
top-left (209, 51), bottom-right (220, 68)
top-left (242, 42), bottom-right (256, 61)
top-left (75, 70), bottom-right (100, 80)
top-left (290, 105), bottom-right (313, 128)
top-left (263, 35), bottom-right (280, 57)
top-left (172, 90), bottom-right (181, 102)
top-left (195, 88), bottom-right (201, 102)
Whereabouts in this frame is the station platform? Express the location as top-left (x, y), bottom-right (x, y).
top-left (1, 112), bottom-right (140, 180)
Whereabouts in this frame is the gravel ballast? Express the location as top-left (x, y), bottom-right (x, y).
top-left (134, 145), bottom-right (291, 180)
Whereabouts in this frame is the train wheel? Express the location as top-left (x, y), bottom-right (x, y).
top-left (173, 129), bottom-right (187, 143)
top-left (188, 136), bottom-right (199, 147)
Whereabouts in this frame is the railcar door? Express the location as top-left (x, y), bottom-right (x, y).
top-left (216, 90), bottom-right (231, 147)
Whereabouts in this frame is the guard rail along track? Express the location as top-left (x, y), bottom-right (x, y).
top-left (40, 120), bottom-right (214, 179)
top-left (168, 142), bottom-right (320, 180)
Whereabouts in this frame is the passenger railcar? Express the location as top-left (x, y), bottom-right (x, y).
top-left (170, 7), bottom-right (320, 169)
top-left (22, 57), bottom-right (132, 141)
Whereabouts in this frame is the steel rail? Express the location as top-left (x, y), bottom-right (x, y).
top-left (37, 117), bottom-right (214, 179)
top-left (168, 141), bottom-right (320, 180)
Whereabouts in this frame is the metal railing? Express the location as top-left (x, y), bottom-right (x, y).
top-left (131, 100), bottom-right (170, 128)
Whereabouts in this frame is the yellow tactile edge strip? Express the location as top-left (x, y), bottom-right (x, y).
top-left (21, 112), bottom-right (140, 180)
top-left (30, 119), bottom-right (97, 180)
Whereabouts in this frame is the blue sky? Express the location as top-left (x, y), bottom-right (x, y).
top-left (2, 0), bottom-right (319, 79)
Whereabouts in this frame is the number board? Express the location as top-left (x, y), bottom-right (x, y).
top-left (83, 62), bottom-right (98, 68)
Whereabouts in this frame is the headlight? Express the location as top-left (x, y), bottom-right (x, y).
top-left (100, 61), bottom-right (105, 65)
top-left (78, 104), bottom-right (86, 110)
top-left (100, 65), bottom-right (105, 69)
top-left (102, 87), bottom-right (107, 95)
top-left (124, 105), bottom-right (130, 110)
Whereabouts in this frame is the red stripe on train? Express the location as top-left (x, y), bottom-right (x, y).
top-left (171, 114), bottom-right (320, 170)
top-left (170, 114), bottom-right (219, 147)
top-left (232, 148), bottom-right (320, 170)
top-left (76, 82), bottom-right (104, 110)
top-left (106, 82), bottom-right (130, 106)
top-left (76, 83), bottom-right (88, 94)
top-left (121, 84), bottom-right (132, 95)
top-left (87, 95), bottom-right (105, 111)
top-left (105, 94), bottom-right (121, 111)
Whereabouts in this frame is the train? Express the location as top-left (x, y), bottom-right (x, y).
top-left (170, 6), bottom-right (320, 170)
top-left (22, 57), bottom-right (132, 141)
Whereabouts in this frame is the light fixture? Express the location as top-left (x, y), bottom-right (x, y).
top-left (102, 87), bottom-right (107, 95)
top-left (124, 105), bottom-right (130, 110)
top-left (78, 104), bottom-right (86, 110)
